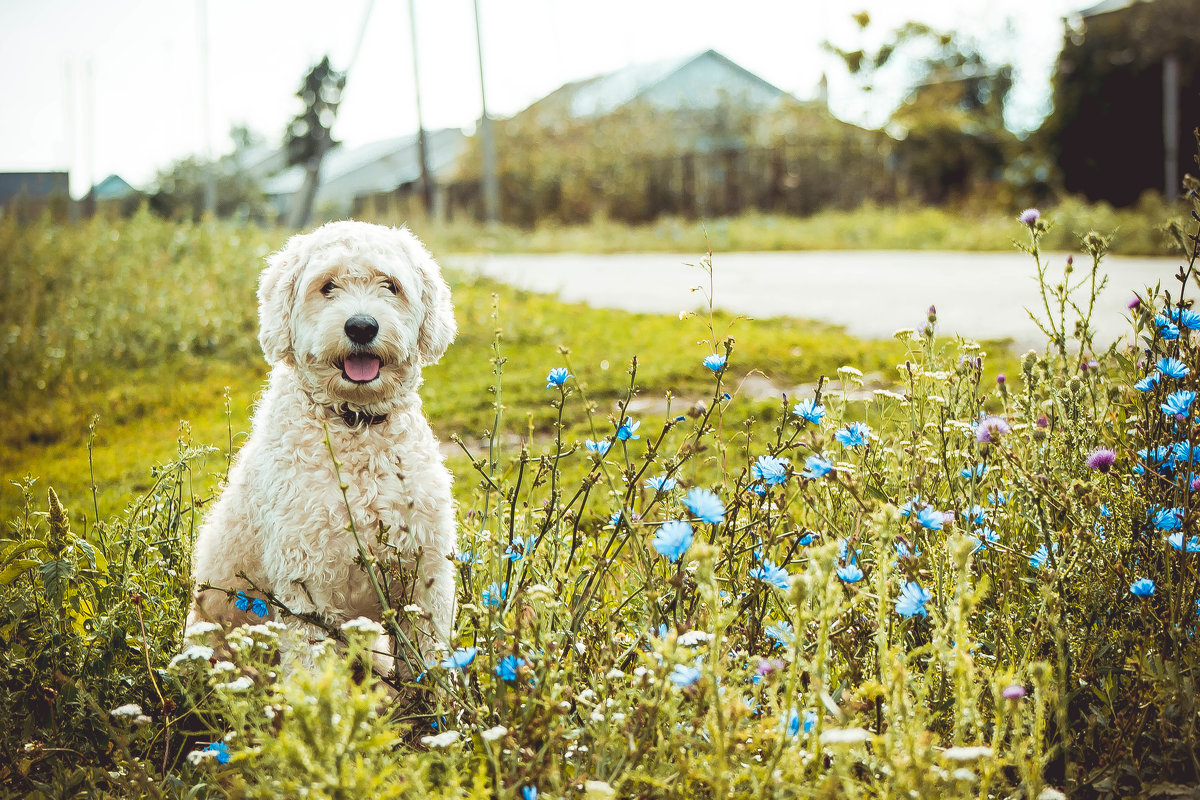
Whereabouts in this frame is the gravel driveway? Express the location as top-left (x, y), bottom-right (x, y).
top-left (447, 250), bottom-right (1183, 350)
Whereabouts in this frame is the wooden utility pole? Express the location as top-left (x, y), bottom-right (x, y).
top-left (408, 0), bottom-right (433, 216)
top-left (473, 0), bottom-right (499, 223)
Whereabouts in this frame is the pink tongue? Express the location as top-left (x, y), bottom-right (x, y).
top-left (344, 354), bottom-right (381, 382)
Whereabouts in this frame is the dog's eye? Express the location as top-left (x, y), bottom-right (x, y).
top-left (320, 281), bottom-right (336, 297)
top-left (383, 279), bottom-right (399, 295)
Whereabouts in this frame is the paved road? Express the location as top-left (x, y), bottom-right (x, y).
top-left (447, 250), bottom-right (1183, 351)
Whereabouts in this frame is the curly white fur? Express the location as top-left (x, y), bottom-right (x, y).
top-left (188, 220), bottom-right (457, 678)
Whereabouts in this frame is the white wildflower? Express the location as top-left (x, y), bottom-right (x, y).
top-left (215, 676), bottom-right (254, 692)
top-left (819, 727), bottom-right (872, 745)
top-left (677, 630), bottom-right (713, 647)
top-left (186, 749), bottom-right (218, 765)
top-left (110, 703), bottom-right (143, 717)
top-left (133, 715), bottom-right (152, 726)
top-left (1037, 789), bottom-right (1067, 800)
top-left (480, 725), bottom-right (507, 741)
top-left (420, 730), bottom-right (460, 748)
top-left (402, 604), bottom-right (424, 615)
top-left (577, 688), bottom-right (596, 703)
top-left (941, 745), bottom-right (993, 762)
top-left (210, 661), bottom-right (237, 674)
top-left (837, 365), bottom-right (864, 379)
top-left (610, 712), bottom-right (626, 723)
top-left (952, 768), bottom-right (978, 782)
top-left (183, 621), bottom-right (221, 639)
top-left (170, 644), bottom-right (214, 667)
top-left (589, 708), bottom-right (605, 723)
top-left (873, 389), bottom-right (907, 401)
top-left (340, 617), bottom-right (384, 635)
top-left (605, 668), bottom-right (625, 680)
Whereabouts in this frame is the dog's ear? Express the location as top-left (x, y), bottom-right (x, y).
top-left (257, 237), bottom-right (304, 366)
top-left (396, 228), bottom-right (456, 366)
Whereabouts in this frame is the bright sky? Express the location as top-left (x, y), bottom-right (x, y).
top-left (1, 0), bottom-right (1088, 196)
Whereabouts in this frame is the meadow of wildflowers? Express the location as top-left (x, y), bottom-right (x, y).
top-left (2, 176), bottom-right (1200, 798)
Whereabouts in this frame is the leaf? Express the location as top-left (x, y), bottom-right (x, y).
top-left (0, 559), bottom-right (39, 586)
top-left (865, 483), bottom-right (890, 504)
top-left (1, 539), bottom-right (46, 566)
top-left (39, 559), bottom-right (75, 607)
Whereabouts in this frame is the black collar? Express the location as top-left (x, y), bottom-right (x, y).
top-left (332, 407), bottom-right (389, 428)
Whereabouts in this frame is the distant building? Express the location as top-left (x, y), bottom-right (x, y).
top-left (1046, 0), bottom-right (1199, 204)
top-left (521, 48), bottom-right (793, 127)
top-left (453, 49), bottom-right (888, 224)
top-left (0, 172), bottom-right (70, 218)
top-left (264, 128), bottom-right (466, 220)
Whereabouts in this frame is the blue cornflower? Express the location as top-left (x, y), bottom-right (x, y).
top-left (684, 488), bottom-right (725, 525)
top-left (1162, 390), bottom-right (1196, 419)
top-left (1029, 544), bottom-right (1050, 570)
top-left (834, 421), bottom-right (870, 448)
top-left (899, 496), bottom-right (923, 517)
top-left (961, 463), bottom-right (987, 480)
top-left (250, 598), bottom-right (268, 618)
top-left (1130, 578), bottom-right (1156, 598)
top-left (972, 528), bottom-right (1000, 551)
top-left (616, 417), bottom-right (641, 441)
top-left (496, 654), bottom-right (525, 682)
top-left (895, 541), bottom-right (921, 559)
top-left (802, 455), bottom-right (834, 479)
top-left (202, 741), bottom-right (231, 764)
top-left (652, 521), bottom-right (694, 563)
top-left (804, 710), bottom-right (818, 733)
top-left (895, 582), bottom-right (932, 618)
top-left (669, 663), bottom-right (702, 688)
top-left (1100, 504), bottom-right (1111, 518)
top-left (522, 787), bottom-right (539, 800)
top-left (785, 708), bottom-right (802, 737)
top-left (702, 353), bottom-right (727, 372)
top-left (441, 646), bottom-right (478, 670)
top-left (234, 591), bottom-right (268, 619)
top-left (1157, 357), bottom-right (1190, 379)
top-left (545, 367), bottom-right (571, 388)
top-left (1156, 314), bottom-right (1181, 340)
top-left (916, 506), bottom-right (944, 531)
top-left (1152, 506), bottom-right (1184, 531)
top-left (503, 535), bottom-right (526, 562)
top-left (482, 582), bottom-right (507, 609)
top-left (584, 438), bottom-right (610, 455)
top-left (1172, 441), bottom-right (1200, 464)
top-left (837, 562), bottom-right (864, 583)
top-left (988, 491), bottom-right (1008, 505)
top-left (796, 531), bottom-right (815, 546)
top-left (792, 398), bottom-right (826, 425)
top-left (1135, 373), bottom-right (1161, 392)
top-left (1180, 309), bottom-right (1200, 330)
top-left (234, 590), bottom-right (250, 612)
top-left (644, 474), bottom-right (677, 492)
top-left (752, 454), bottom-right (790, 486)
top-left (749, 558), bottom-right (791, 591)
top-left (764, 619), bottom-right (795, 647)
top-left (1168, 532), bottom-right (1200, 552)
top-left (965, 505), bottom-right (988, 526)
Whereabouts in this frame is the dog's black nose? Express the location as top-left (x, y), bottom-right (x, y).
top-left (344, 314), bottom-right (379, 344)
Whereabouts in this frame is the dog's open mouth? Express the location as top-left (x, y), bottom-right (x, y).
top-left (341, 354), bottom-right (382, 383)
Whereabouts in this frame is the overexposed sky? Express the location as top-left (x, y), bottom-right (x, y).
top-left (1, 0), bottom-right (1087, 196)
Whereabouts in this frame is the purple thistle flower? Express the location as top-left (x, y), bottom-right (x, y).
top-left (1001, 684), bottom-right (1027, 700)
top-left (975, 415), bottom-right (1012, 443)
top-left (1127, 295), bottom-right (1141, 310)
top-left (1085, 447), bottom-right (1116, 472)
top-left (1018, 208), bottom-right (1040, 226)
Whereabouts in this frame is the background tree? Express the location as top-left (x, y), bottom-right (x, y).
top-left (284, 56), bottom-right (346, 228)
top-left (149, 127), bottom-right (269, 222)
top-left (827, 17), bottom-right (1018, 204)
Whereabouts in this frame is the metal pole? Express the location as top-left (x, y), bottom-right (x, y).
top-left (198, 0), bottom-right (216, 216)
top-left (408, 0), bottom-right (432, 216)
top-left (473, 0), bottom-right (500, 223)
top-left (1163, 53), bottom-right (1180, 198)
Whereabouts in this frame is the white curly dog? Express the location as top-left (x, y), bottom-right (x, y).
top-left (188, 220), bottom-right (457, 678)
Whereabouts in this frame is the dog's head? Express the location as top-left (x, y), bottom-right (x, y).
top-left (257, 221), bottom-right (456, 409)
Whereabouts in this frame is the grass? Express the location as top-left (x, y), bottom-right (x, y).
top-left (388, 194), bottom-right (1187, 256)
top-left (7, 208), bottom-right (1197, 798)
